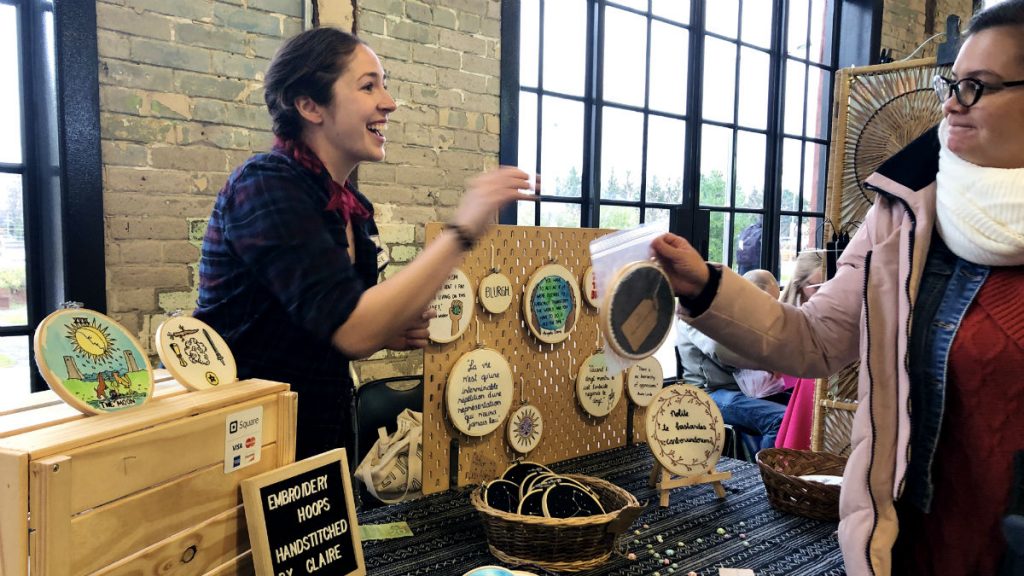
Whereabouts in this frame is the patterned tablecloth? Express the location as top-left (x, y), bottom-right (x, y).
top-left (357, 444), bottom-right (846, 575)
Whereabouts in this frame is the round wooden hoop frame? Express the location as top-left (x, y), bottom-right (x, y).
top-left (645, 384), bottom-right (726, 477)
top-left (429, 268), bottom-right (475, 344)
top-left (155, 316), bottom-right (238, 391)
top-left (599, 261), bottom-right (676, 360)
top-left (34, 307), bottom-right (155, 415)
top-left (522, 264), bottom-right (581, 345)
top-left (445, 347), bottom-right (514, 437)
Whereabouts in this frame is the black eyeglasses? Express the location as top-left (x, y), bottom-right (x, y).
top-left (933, 74), bottom-right (1024, 108)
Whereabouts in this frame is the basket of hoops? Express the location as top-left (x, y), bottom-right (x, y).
top-left (469, 462), bottom-right (643, 572)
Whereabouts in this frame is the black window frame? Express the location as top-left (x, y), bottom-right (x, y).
top-left (500, 0), bottom-right (880, 279)
top-left (7, 0), bottom-right (104, 392)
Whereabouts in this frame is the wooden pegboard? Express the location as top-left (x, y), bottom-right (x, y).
top-left (422, 224), bottom-right (656, 494)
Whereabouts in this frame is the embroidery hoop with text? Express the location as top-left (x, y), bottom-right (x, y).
top-left (522, 263), bottom-right (580, 345)
top-left (428, 268), bottom-right (474, 344)
top-left (645, 384), bottom-right (725, 476)
top-left (445, 347), bottom-right (514, 437)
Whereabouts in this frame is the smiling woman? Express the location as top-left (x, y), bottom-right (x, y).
top-left (192, 27), bottom-right (537, 460)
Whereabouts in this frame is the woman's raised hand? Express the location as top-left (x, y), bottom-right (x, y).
top-left (453, 166), bottom-right (538, 240)
top-left (651, 233), bottom-right (710, 298)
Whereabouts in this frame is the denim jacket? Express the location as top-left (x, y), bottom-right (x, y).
top-left (905, 233), bottom-right (989, 512)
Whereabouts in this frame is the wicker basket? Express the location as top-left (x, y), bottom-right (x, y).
top-left (470, 474), bottom-right (643, 572)
top-left (756, 448), bottom-right (847, 521)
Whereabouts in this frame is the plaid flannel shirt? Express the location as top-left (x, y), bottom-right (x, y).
top-left (194, 150), bottom-right (386, 457)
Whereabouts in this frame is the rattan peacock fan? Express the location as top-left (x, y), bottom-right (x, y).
top-left (827, 58), bottom-right (951, 234)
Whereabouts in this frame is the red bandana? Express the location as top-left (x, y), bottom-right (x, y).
top-left (273, 137), bottom-right (371, 223)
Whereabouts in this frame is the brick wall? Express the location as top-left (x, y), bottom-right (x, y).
top-left (881, 0), bottom-right (974, 60)
top-left (98, 0), bottom-right (299, 352)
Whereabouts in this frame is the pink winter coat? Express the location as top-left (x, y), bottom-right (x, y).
top-left (679, 130), bottom-right (939, 575)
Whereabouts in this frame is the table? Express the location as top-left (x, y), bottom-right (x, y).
top-left (358, 444), bottom-right (846, 575)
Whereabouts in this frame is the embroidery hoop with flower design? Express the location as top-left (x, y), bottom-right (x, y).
top-left (507, 376), bottom-right (543, 454)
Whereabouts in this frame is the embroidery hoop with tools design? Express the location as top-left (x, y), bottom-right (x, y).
top-left (155, 314), bottom-right (237, 391)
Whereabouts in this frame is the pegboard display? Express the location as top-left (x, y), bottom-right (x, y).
top-left (422, 224), bottom-right (657, 494)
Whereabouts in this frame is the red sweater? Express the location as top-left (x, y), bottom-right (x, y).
top-left (897, 267), bottom-right (1024, 575)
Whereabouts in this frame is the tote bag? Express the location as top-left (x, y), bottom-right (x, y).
top-left (354, 408), bottom-right (423, 503)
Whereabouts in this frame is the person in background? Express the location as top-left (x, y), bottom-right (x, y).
top-left (773, 250), bottom-right (825, 451)
top-left (652, 2), bottom-right (1024, 573)
top-left (735, 217), bottom-right (763, 275)
top-left (194, 28), bottom-right (535, 460)
top-left (676, 269), bottom-right (787, 454)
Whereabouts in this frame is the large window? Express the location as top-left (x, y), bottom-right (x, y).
top-left (2, 0), bottom-right (103, 396)
top-left (500, 0), bottom-right (839, 284)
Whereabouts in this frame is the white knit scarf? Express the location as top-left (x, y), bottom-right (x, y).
top-left (935, 118), bottom-right (1024, 266)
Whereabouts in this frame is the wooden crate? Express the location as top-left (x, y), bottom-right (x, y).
top-left (0, 377), bottom-right (297, 576)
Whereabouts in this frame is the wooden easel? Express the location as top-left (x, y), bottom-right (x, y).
top-left (649, 462), bottom-right (731, 507)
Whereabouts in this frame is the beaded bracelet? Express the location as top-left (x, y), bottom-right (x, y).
top-left (444, 222), bottom-right (476, 251)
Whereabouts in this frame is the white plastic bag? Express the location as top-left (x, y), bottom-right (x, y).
top-left (733, 368), bottom-right (787, 399)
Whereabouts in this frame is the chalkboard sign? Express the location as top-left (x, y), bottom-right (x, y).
top-left (241, 449), bottom-right (365, 576)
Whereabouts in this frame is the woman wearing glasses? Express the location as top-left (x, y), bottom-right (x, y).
top-left (652, 1), bottom-right (1024, 574)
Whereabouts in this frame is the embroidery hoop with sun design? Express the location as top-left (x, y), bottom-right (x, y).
top-left (34, 305), bottom-right (155, 415)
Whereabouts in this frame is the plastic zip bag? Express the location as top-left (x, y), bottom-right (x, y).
top-left (588, 220), bottom-right (671, 375)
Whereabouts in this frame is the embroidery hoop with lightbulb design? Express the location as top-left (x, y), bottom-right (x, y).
top-left (428, 267), bottom-right (474, 344)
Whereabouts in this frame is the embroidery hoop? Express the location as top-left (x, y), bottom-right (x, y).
top-left (428, 267), bottom-right (475, 344)
top-left (599, 261), bottom-right (675, 360)
top-left (645, 384), bottom-right (726, 477)
top-left (507, 377), bottom-right (543, 454)
top-left (626, 355), bottom-right (664, 407)
top-left (34, 304), bottom-right (155, 415)
top-left (155, 314), bottom-right (237, 390)
top-left (445, 325), bottom-right (514, 437)
top-left (479, 245), bottom-right (514, 314)
top-left (522, 263), bottom-right (580, 345)
top-left (575, 350), bottom-right (623, 418)
top-left (582, 266), bottom-right (599, 308)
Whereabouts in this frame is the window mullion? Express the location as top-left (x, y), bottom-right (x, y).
top-left (584, 0), bottom-right (601, 228)
top-left (763, 0), bottom-right (789, 276)
top-left (681, 0), bottom-right (706, 221)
